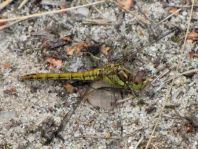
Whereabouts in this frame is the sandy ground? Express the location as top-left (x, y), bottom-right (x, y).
top-left (0, 1), bottom-right (198, 148)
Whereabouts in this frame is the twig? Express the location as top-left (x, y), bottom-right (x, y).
top-left (110, 0), bottom-right (150, 25)
top-left (155, 68), bottom-right (198, 92)
top-left (85, 0), bottom-right (104, 16)
top-left (134, 135), bottom-right (144, 149)
top-left (151, 69), bottom-right (170, 85)
top-left (163, 4), bottom-right (198, 8)
top-left (158, 8), bottom-right (182, 24)
top-left (116, 95), bottom-right (134, 104)
top-left (18, 0), bottom-right (29, 9)
top-left (0, 0), bottom-right (13, 10)
top-left (164, 68), bottom-right (198, 84)
top-left (0, 0), bottom-right (106, 23)
top-left (87, 0), bottom-right (113, 27)
top-left (82, 18), bottom-right (111, 25)
top-left (75, 134), bottom-right (121, 139)
top-left (145, 0), bottom-right (195, 148)
top-left (0, 19), bottom-right (25, 30)
top-left (153, 68), bottom-right (198, 91)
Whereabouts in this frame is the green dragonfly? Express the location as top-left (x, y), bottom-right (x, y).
top-left (20, 64), bottom-right (147, 91)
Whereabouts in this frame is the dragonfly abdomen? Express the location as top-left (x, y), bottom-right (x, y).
top-left (20, 68), bottom-right (104, 81)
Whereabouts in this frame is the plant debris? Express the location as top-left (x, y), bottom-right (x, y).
top-left (187, 31), bottom-right (198, 42)
top-left (46, 57), bottom-right (63, 69)
top-left (3, 87), bottom-right (17, 97)
top-left (189, 52), bottom-right (198, 59)
top-left (63, 83), bottom-right (77, 93)
top-left (100, 44), bottom-right (111, 56)
top-left (168, 7), bottom-right (180, 16)
top-left (117, 0), bottom-right (134, 11)
top-left (66, 42), bottom-right (91, 56)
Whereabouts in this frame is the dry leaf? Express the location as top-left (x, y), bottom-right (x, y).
top-left (41, 40), bottom-right (51, 49)
top-left (66, 42), bottom-right (90, 56)
top-left (187, 31), bottom-right (198, 42)
top-left (184, 123), bottom-right (193, 133)
top-left (117, 0), bottom-right (134, 11)
top-left (46, 57), bottom-right (63, 69)
top-left (0, 20), bottom-right (7, 26)
top-left (64, 83), bottom-right (76, 93)
top-left (189, 52), bottom-right (198, 59)
top-left (60, 5), bottom-right (66, 16)
top-left (168, 7), bottom-right (179, 16)
top-left (3, 87), bottom-right (17, 96)
top-left (100, 45), bottom-right (111, 56)
top-left (3, 63), bottom-right (12, 69)
top-left (41, 35), bottom-right (73, 50)
top-left (133, 70), bottom-right (146, 84)
top-left (61, 35), bottom-right (73, 42)
top-left (0, 17), bottom-right (7, 26)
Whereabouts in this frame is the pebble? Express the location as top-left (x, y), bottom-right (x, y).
top-left (181, 11), bottom-right (188, 16)
top-left (174, 76), bottom-right (187, 86)
top-left (0, 111), bottom-right (16, 123)
top-left (75, 7), bottom-right (90, 17)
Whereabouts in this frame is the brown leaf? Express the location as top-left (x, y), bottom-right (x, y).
top-left (184, 123), bottom-right (193, 133)
top-left (117, 0), bottom-right (134, 11)
top-left (168, 7), bottom-right (180, 16)
top-left (187, 31), bottom-right (198, 42)
top-left (41, 40), bottom-right (51, 49)
top-left (3, 87), bottom-right (17, 96)
top-left (60, 5), bottom-right (66, 16)
top-left (189, 52), bottom-right (198, 59)
top-left (66, 42), bottom-right (90, 56)
top-left (46, 57), bottom-right (63, 69)
top-left (133, 70), bottom-right (146, 84)
top-left (61, 35), bottom-right (73, 42)
top-left (3, 63), bottom-right (12, 69)
top-left (100, 45), bottom-right (111, 56)
top-left (63, 83), bottom-right (76, 93)
top-left (0, 17), bottom-right (7, 26)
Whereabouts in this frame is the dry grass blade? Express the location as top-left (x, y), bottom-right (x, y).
top-left (85, 0), bottom-right (104, 17)
top-left (164, 69), bottom-right (198, 84)
top-left (82, 18), bottom-right (112, 25)
top-left (18, 0), bottom-right (29, 9)
top-left (134, 135), bottom-right (144, 149)
top-left (0, 0), bottom-right (106, 23)
top-left (0, 0), bottom-right (13, 10)
top-left (145, 0), bottom-right (195, 148)
top-left (0, 19), bottom-right (25, 30)
top-left (158, 8), bottom-right (181, 24)
top-left (111, 0), bottom-right (150, 25)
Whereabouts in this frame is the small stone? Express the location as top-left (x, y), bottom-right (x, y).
top-left (0, 111), bottom-right (16, 123)
top-left (182, 11), bottom-right (188, 16)
top-left (174, 76), bottom-right (187, 86)
top-left (75, 7), bottom-right (89, 17)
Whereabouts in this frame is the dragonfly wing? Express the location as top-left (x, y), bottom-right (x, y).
top-left (85, 87), bottom-right (122, 110)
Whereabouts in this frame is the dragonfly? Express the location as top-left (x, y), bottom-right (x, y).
top-left (20, 63), bottom-right (147, 91)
